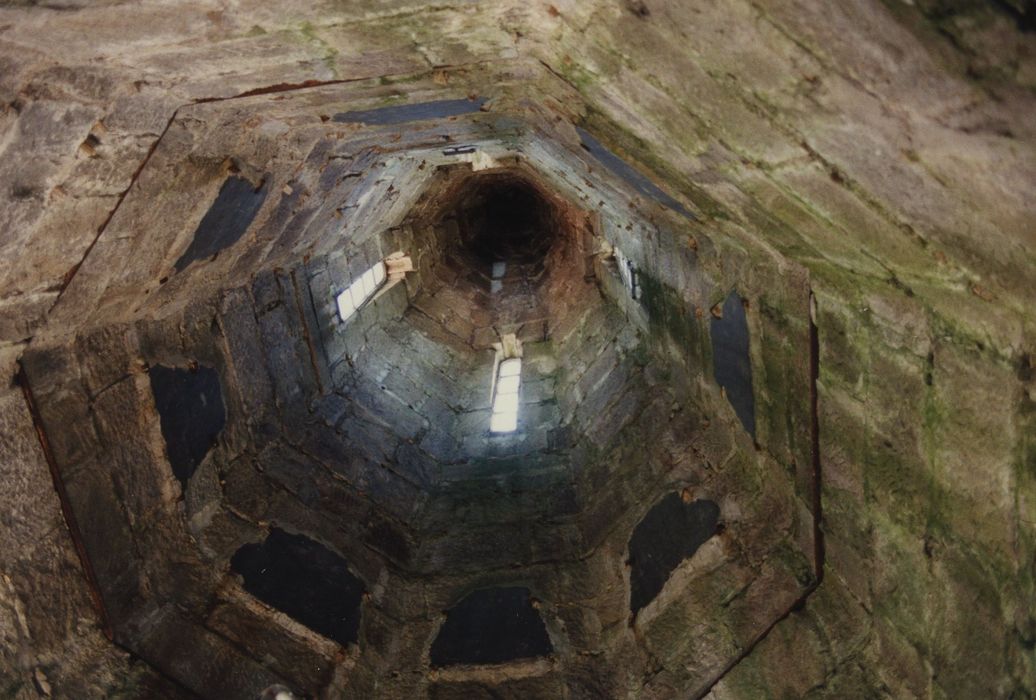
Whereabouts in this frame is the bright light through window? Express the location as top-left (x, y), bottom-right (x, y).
top-left (336, 261), bottom-right (387, 321)
top-left (490, 261), bottom-right (506, 294)
top-left (614, 246), bottom-right (640, 300)
top-left (490, 357), bottom-right (521, 433)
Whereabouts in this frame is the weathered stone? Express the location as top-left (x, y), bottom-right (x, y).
top-left (0, 1), bottom-right (1032, 695)
top-left (206, 595), bottom-right (339, 692)
top-left (0, 390), bottom-right (65, 549)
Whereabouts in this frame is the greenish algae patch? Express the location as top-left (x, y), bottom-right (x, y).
top-left (638, 271), bottom-right (707, 370)
top-left (577, 105), bottom-right (729, 222)
top-left (297, 21), bottom-right (341, 78)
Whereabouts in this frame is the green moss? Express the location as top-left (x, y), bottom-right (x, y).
top-left (297, 21), bottom-right (340, 77)
top-left (629, 339), bottom-right (653, 369)
top-left (925, 308), bottom-right (1015, 365)
top-left (815, 303), bottom-right (867, 390)
top-left (866, 443), bottom-right (931, 532)
top-left (579, 105), bottom-right (731, 222)
top-left (553, 60), bottom-right (599, 96)
top-left (638, 271), bottom-right (706, 367)
top-left (736, 186), bottom-right (831, 264)
top-left (1017, 386), bottom-right (1036, 493)
top-left (757, 321), bottom-right (808, 472)
top-left (772, 539), bottom-right (816, 588)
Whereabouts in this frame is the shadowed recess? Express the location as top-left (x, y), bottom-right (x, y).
top-left (711, 291), bottom-right (755, 438)
top-left (149, 364), bottom-right (226, 490)
top-left (576, 126), bottom-right (695, 220)
top-left (628, 494), bottom-right (720, 614)
top-left (430, 587), bottom-right (553, 666)
top-left (174, 175), bottom-right (268, 272)
top-left (332, 97), bottom-right (486, 125)
top-left (230, 528), bottom-right (366, 647)
top-left (453, 174), bottom-right (558, 264)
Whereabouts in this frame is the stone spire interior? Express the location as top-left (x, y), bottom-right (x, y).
top-left (0, 1), bottom-right (1033, 698)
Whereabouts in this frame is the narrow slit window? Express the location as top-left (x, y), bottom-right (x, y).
top-left (336, 261), bottom-right (387, 321)
top-left (613, 246), bottom-right (640, 300)
top-left (490, 261), bottom-right (506, 294)
top-left (490, 357), bottom-right (522, 433)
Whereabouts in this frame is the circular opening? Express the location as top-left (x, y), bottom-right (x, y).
top-left (454, 175), bottom-right (556, 265)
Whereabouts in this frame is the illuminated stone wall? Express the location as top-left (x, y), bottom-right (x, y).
top-left (0, 1), bottom-right (1032, 697)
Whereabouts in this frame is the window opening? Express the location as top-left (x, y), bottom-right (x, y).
top-left (335, 251), bottom-right (413, 322)
top-left (613, 246), bottom-right (640, 300)
top-left (490, 334), bottom-right (522, 434)
top-left (491, 261), bottom-right (506, 294)
top-left (337, 261), bottom-right (385, 321)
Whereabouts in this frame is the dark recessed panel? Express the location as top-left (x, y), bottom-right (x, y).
top-left (711, 291), bottom-right (756, 438)
top-left (332, 97), bottom-right (486, 125)
top-left (174, 175), bottom-right (268, 272)
top-left (430, 587), bottom-right (553, 666)
top-left (628, 494), bottom-right (720, 614)
top-left (230, 528), bottom-right (365, 647)
top-left (149, 364), bottom-right (226, 490)
top-left (576, 126), bottom-right (696, 220)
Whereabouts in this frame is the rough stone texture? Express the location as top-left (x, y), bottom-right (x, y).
top-left (0, 0), bottom-right (1031, 698)
top-left (8, 72), bottom-right (816, 697)
top-left (0, 362), bottom-right (194, 698)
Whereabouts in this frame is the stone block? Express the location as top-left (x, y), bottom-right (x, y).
top-left (92, 375), bottom-right (179, 521)
top-left (19, 346), bottom-right (100, 471)
top-left (0, 389), bottom-right (67, 549)
top-left (584, 381), bottom-right (644, 449)
top-left (930, 341), bottom-right (1019, 563)
top-left (311, 392), bottom-right (350, 428)
top-left (926, 539), bottom-right (1010, 699)
top-left (394, 441), bottom-right (440, 488)
top-left (349, 377), bottom-right (427, 442)
top-left (62, 462), bottom-right (143, 626)
top-left (356, 460), bottom-right (425, 522)
top-left (75, 323), bottom-right (139, 397)
top-left (420, 427), bottom-right (462, 464)
top-left (861, 348), bottom-right (930, 531)
top-left (1, 535), bottom-right (99, 661)
top-left (129, 606), bottom-right (288, 699)
top-left (340, 411), bottom-right (399, 465)
top-left (221, 457), bottom-right (275, 523)
top-left (261, 443), bottom-right (371, 524)
top-left (257, 302), bottom-right (315, 415)
top-left (206, 596), bottom-right (338, 693)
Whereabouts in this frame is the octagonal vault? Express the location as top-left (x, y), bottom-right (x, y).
top-left (20, 62), bottom-right (818, 699)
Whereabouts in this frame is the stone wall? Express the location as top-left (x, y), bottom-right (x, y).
top-left (0, 0), bottom-right (1032, 697)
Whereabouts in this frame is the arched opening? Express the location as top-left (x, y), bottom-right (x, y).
top-left (452, 174), bottom-right (557, 265)
top-left (402, 166), bottom-right (595, 338)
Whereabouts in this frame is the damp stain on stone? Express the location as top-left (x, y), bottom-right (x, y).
top-left (173, 175), bottom-right (268, 272)
top-left (628, 494), bottom-right (720, 614)
top-left (575, 126), bottom-right (696, 220)
top-left (711, 290), bottom-right (755, 438)
top-left (149, 364), bottom-right (226, 491)
top-left (332, 97), bottom-right (486, 125)
top-left (230, 528), bottom-right (365, 647)
top-left (639, 272), bottom-right (704, 360)
top-left (429, 587), bottom-right (553, 666)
